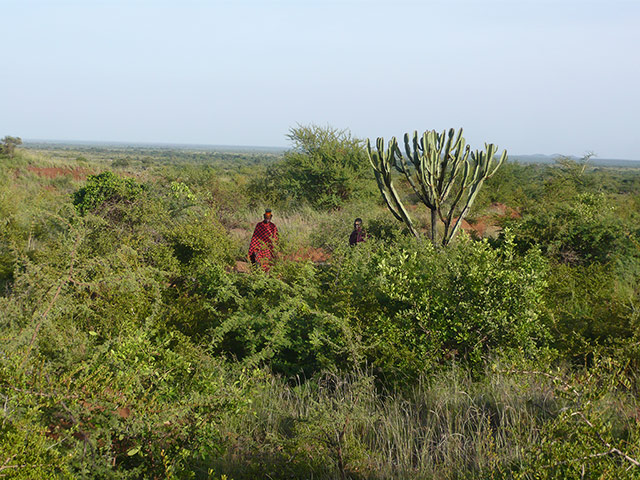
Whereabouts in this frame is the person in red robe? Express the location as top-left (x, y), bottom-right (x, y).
top-left (248, 209), bottom-right (279, 271)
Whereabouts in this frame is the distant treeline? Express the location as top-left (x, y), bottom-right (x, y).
top-left (23, 142), bottom-right (284, 169)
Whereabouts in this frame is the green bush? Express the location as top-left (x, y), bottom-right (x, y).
top-left (181, 231), bottom-right (550, 381)
top-left (167, 259), bottom-right (356, 378)
top-left (73, 171), bottom-right (146, 215)
top-left (324, 233), bottom-right (549, 377)
top-left (504, 192), bottom-right (633, 266)
top-left (0, 327), bottom-right (256, 478)
top-left (166, 213), bottom-right (232, 269)
top-left (545, 261), bottom-right (640, 362)
top-left (0, 418), bottom-right (72, 479)
top-left (512, 357), bottom-right (640, 480)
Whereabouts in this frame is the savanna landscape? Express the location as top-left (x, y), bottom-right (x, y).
top-left (2, 125), bottom-right (640, 479)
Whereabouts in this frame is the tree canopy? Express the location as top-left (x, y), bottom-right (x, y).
top-left (1, 135), bottom-right (22, 157)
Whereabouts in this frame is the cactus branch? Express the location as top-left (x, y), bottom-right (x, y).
top-left (366, 138), bottom-right (419, 237)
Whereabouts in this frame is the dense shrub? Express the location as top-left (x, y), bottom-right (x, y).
top-left (504, 192), bottom-right (633, 266)
top-left (510, 357), bottom-right (640, 480)
top-left (0, 417), bottom-right (72, 479)
top-left (0, 326), bottom-right (257, 478)
top-left (73, 171), bottom-right (146, 215)
top-left (162, 232), bottom-right (550, 381)
top-left (162, 258), bottom-right (356, 378)
top-left (322, 233), bottom-right (549, 378)
top-left (545, 261), bottom-right (640, 363)
top-left (250, 124), bottom-right (376, 210)
top-left (166, 213), bottom-right (232, 269)
top-left (500, 186), bottom-right (640, 363)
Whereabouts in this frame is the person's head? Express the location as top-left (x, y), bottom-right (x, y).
top-left (263, 209), bottom-right (273, 223)
top-left (354, 218), bottom-right (363, 230)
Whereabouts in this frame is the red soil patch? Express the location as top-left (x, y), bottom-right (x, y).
top-left (27, 165), bottom-right (91, 180)
top-left (454, 218), bottom-right (489, 239)
top-left (457, 203), bottom-right (521, 239)
top-left (230, 248), bottom-right (330, 273)
top-left (283, 247), bottom-right (330, 263)
top-left (459, 218), bottom-right (484, 238)
top-left (116, 406), bottom-right (131, 419)
top-left (486, 202), bottom-right (521, 219)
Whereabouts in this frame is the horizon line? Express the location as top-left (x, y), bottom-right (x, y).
top-left (18, 138), bottom-right (640, 163)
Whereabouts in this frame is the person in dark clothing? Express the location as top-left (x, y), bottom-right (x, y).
top-left (349, 218), bottom-right (366, 246)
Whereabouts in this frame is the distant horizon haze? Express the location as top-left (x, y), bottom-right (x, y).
top-left (20, 137), bottom-right (640, 163)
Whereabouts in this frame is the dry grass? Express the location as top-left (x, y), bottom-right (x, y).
top-left (214, 364), bottom-right (562, 479)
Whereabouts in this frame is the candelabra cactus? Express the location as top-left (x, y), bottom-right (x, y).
top-left (366, 137), bottom-right (419, 238)
top-left (366, 128), bottom-right (507, 246)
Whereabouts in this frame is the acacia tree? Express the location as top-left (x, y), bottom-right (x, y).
top-left (255, 124), bottom-right (372, 209)
top-left (1, 136), bottom-right (22, 158)
top-left (367, 128), bottom-right (506, 247)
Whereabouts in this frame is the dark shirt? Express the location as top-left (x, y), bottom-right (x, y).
top-left (349, 229), bottom-right (366, 246)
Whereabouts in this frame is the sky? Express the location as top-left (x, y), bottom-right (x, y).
top-left (1, 0), bottom-right (639, 159)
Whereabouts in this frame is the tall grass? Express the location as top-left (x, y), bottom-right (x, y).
top-left (225, 200), bottom-right (393, 262)
top-left (211, 364), bottom-right (566, 479)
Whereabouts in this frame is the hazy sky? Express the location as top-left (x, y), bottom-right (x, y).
top-left (2, 0), bottom-right (639, 158)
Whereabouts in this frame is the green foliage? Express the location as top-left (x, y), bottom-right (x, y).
top-left (251, 124), bottom-right (375, 210)
top-left (512, 357), bottom-right (640, 480)
top-left (1, 328), bottom-right (256, 479)
top-left (0, 417), bottom-right (72, 479)
top-left (505, 192), bottom-right (632, 265)
top-left (493, 163), bottom-right (640, 366)
top-left (170, 180), bottom-right (197, 202)
top-left (159, 230), bottom-right (550, 381)
top-left (4, 144), bottom-right (640, 478)
top-left (163, 258), bottom-right (356, 378)
top-left (324, 232), bottom-right (549, 377)
top-left (545, 261), bottom-right (640, 364)
top-left (73, 171), bottom-right (146, 215)
top-left (474, 161), bottom-right (546, 209)
top-left (166, 213), bottom-right (231, 268)
top-left (1, 135), bottom-right (22, 158)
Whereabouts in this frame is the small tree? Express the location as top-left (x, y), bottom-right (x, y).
top-left (367, 128), bottom-right (506, 247)
top-left (73, 171), bottom-right (146, 215)
top-left (253, 124), bottom-right (372, 210)
top-left (1, 136), bottom-right (22, 158)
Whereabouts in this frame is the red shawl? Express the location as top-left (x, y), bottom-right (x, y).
top-left (248, 221), bottom-right (278, 261)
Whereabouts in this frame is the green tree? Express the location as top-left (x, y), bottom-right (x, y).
top-left (252, 124), bottom-right (374, 209)
top-left (1, 135), bottom-right (22, 157)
